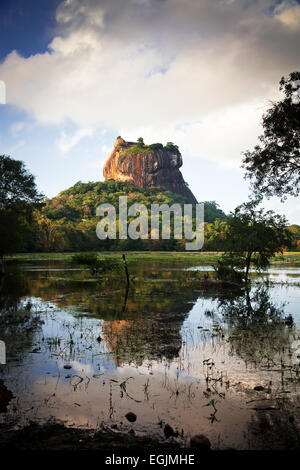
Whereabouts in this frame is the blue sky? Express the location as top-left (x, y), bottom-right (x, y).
top-left (0, 0), bottom-right (60, 59)
top-left (0, 0), bottom-right (299, 222)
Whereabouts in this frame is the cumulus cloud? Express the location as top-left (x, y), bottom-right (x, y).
top-left (275, 0), bottom-right (300, 29)
top-left (0, 0), bottom-right (299, 166)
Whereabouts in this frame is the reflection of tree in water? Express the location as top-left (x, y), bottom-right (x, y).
top-left (206, 286), bottom-right (294, 367)
top-left (0, 271), bottom-right (43, 365)
top-left (0, 269), bottom-right (30, 310)
top-left (206, 285), bottom-right (300, 449)
top-left (1, 264), bottom-right (203, 365)
top-left (100, 283), bottom-right (243, 366)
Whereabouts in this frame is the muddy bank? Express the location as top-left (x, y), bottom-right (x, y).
top-left (0, 422), bottom-right (184, 451)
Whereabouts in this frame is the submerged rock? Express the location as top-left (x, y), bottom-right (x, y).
top-left (164, 424), bottom-right (174, 439)
top-left (125, 412), bottom-right (137, 423)
top-left (190, 434), bottom-right (211, 450)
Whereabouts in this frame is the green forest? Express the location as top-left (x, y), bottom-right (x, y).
top-left (2, 176), bottom-right (299, 254)
top-left (24, 179), bottom-right (231, 252)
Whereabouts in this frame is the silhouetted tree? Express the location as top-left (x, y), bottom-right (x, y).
top-left (243, 71), bottom-right (300, 199)
top-left (0, 155), bottom-right (43, 267)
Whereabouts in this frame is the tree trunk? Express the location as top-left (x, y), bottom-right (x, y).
top-left (245, 252), bottom-right (252, 281)
top-left (0, 254), bottom-right (4, 276)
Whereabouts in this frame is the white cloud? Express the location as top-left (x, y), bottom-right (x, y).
top-left (275, 1), bottom-right (300, 29)
top-left (57, 127), bottom-right (94, 154)
top-left (122, 100), bottom-right (266, 169)
top-left (0, 0), bottom-right (299, 168)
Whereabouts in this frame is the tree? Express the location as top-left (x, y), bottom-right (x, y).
top-left (203, 201), bottom-right (227, 223)
top-left (205, 219), bottom-right (228, 251)
top-left (0, 155), bottom-right (43, 266)
top-left (137, 137), bottom-right (144, 146)
top-left (215, 200), bottom-right (292, 282)
top-left (33, 211), bottom-right (66, 251)
top-left (165, 142), bottom-right (179, 152)
top-left (242, 71), bottom-right (300, 199)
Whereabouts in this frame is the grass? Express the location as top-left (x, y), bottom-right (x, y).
top-left (5, 251), bottom-right (223, 264)
top-left (5, 251), bottom-right (300, 265)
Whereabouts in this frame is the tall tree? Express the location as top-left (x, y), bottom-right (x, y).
top-left (242, 71), bottom-right (300, 199)
top-left (215, 200), bottom-right (292, 282)
top-left (0, 155), bottom-right (43, 266)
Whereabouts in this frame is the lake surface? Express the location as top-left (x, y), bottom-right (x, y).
top-left (0, 257), bottom-right (300, 450)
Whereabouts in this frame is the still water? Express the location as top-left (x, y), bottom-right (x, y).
top-left (0, 257), bottom-right (299, 450)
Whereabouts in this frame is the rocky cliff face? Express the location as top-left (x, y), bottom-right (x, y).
top-left (103, 137), bottom-right (197, 203)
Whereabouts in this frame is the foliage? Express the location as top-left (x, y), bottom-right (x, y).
top-left (71, 252), bottom-right (121, 274)
top-left (148, 143), bottom-right (164, 151)
top-left (287, 224), bottom-right (300, 250)
top-left (122, 139), bottom-right (180, 156)
top-left (25, 180), bottom-right (228, 252)
top-left (214, 200), bottom-right (292, 282)
top-left (0, 155), bottom-right (43, 259)
top-left (243, 71), bottom-right (300, 199)
top-left (202, 201), bottom-right (227, 224)
top-left (214, 253), bottom-right (245, 284)
top-left (165, 142), bottom-right (179, 153)
top-left (0, 155), bottom-right (42, 209)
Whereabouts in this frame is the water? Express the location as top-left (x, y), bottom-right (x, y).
top-left (0, 258), bottom-right (299, 450)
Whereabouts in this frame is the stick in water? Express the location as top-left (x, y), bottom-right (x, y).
top-left (122, 254), bottom-right (130, 286)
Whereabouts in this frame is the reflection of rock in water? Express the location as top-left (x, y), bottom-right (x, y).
top-left (102, 314), bottom-right (184, 366)
top-left (102, 292), bottom-right (200, 365)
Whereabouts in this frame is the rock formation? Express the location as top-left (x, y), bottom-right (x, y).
top-left (103, 137), bottom-right (197, 204)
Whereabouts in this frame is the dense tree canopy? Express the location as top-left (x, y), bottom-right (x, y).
top-left (0, 155), bottom-right (42, 209)
top-left (0, 155), bottom-right (43, 260)
top-left (243, 71), bottom-right (300, 199)
top-left (24, 180), bottom-right (228, 252)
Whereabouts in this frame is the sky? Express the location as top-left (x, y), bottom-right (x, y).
top-left (0, 0), bottom-right (299, 222)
